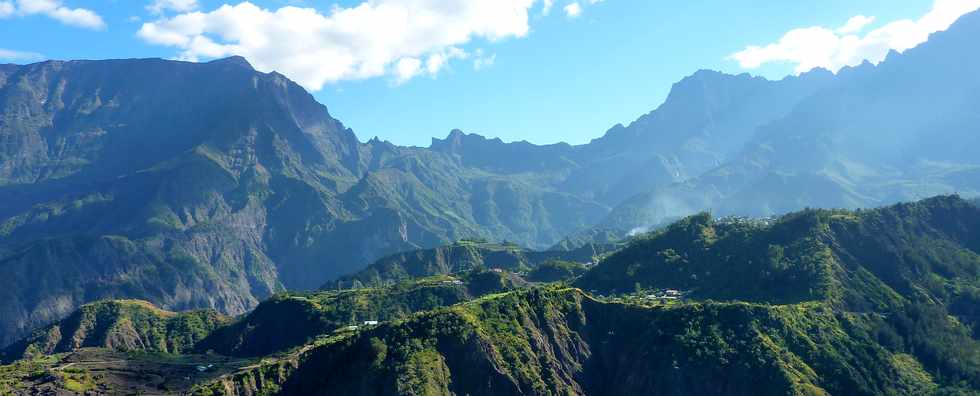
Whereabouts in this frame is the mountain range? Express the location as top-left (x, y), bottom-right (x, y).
top-left (170, 195), bottom-right (980, 395)
top-left (3, 195), bottom-right (979, 395)
top-left (1, 8), bottom-right (979, 354)
top-left (597, 10), bottom-right (980, 235)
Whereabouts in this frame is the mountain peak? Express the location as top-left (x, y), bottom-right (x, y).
top-left (431, 129), bottom-right (487, 150)
top-left (206, 55), bottom-right (254, 70)
top-left (447, 128), bottom-right (468, 139)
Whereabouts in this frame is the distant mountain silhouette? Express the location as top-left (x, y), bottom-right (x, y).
top-left (594, 9), bottom-right (980, 236)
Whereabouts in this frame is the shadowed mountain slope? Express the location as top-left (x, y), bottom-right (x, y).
top-left (0, 57), bottom-right (607, 346)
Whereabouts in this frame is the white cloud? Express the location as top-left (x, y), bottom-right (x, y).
top-left (394, 57), bottom-right (422, 83)
top-left (0, 0), bottom-right (105, 29)
top-left (564, 2), bottom-right (581, 18)
top-left (147, 0), bottom-right (198, 15)
top-left (0, 2), bottom-right (14, 17)
top-left (472, 49), bottom-right (496, 70)
top-left (730, 0), bottom-right (980, 74)
top-left (836, 15), bottom-right (875, 34)
top-left (541, 0), bottom-right (553, 15)
top-left (138, 0), bottom-right (544, 90)
top-left (424, 46), bottom-right (467, 75)
top-left (0, 48), bottom-right (44, 62)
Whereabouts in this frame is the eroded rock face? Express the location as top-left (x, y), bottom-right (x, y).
top-left (0, 33), bottom-right (837, 347)
top-left (0, 57), bottom-right (611, 347)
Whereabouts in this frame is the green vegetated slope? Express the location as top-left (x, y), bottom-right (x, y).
top-left (197, 270), bottom-right (527, 358)
top-left (191, 196), bottom-right (980, 395)
top-left (337, 239), bottom-right (613, 288)
top-left (196, 288), bottom-right (951, 396)
top-left (525, 260), bottom-right (590, 283)
top-left (0, 300), bottom-right (228, 363)
top-left (4, 196), bottom-right (980, 395)
top-left (576, 195), bottom-right (980, 311)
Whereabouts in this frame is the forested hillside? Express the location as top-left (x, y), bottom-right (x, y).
top-left (337, 239), bottom-right (613, 288)
top-left (3, 196), bottom-right (980, 395)
top-left (1, 300), bottom-right (227, 363)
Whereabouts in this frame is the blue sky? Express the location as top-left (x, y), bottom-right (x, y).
top-left (0, 0), bottom-right (962, 146)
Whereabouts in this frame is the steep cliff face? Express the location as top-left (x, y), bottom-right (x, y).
top-left (194, 289), bottom-right (947, 396)
top-left (0, 57), bottom-right (360, 190)
top-left (0, 57), bottom-right (355, 346)
top-left (564, 69), bottom-right (834, 206)
top-left (0, 234), bottom-right (274, 352)
top-left (0, 28), bottom-right (869, 348)
top-left (0, 57), bottom-right (609, 347)
top-left (428, 69), bottom-right (833, 208)
top-left (0, 300), bottom-right (228, 363)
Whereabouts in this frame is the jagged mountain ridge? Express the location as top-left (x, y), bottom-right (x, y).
top-left (5, 9), bottom-right (980, 351)
top-left (596, 10), bottom-right (980, 235)
top-left (0, 57), bottom-right (608, 346)
top-left (0, 40), bottom-right (835, 347)
top-left (430, 68), bottom-right (834, 207)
